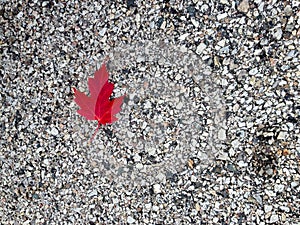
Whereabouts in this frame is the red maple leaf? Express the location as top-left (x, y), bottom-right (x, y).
top-left (73, 61), bottom-right (124, 141)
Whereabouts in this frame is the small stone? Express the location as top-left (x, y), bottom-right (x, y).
top-left (264, 205), bottom-right (273, 213)
top-left (256, 99), bottom-right (264, 105)
top-left (269, 214), bottom-right (279, 223)
top-left (279, 206), bottom-right (290, 212)
top-left (152, 205), bottom-right (159, 211)
top-left (128, 131), bottom-right (135, 138)
top-left (264, 100), bottom-right (272, 108)
top-left (284, 5), bottom-right (293, 16)
top-left (291, 181), bottom-right (299, 188)
top-left (88, 189), bottom-right (98, 197)
top-left (160, 20), bottom-right (166, 29)
top-left (245, 148), bottom-right (252, 155)
top-left (249, 76), bottom-right (256, 86)
top-left (144, 101), bottom-right (152, 109)
top-left (136, 163), bottom-right (143, 169)
top-left (237, 161), bottom-right (248, 167)
top-left (176, 102), bottom-right (183, 110)
top-left (266, 168), bottom-right (274, 176)
top-left (127, 0), bottom-right (136, 7)
top-left (43, 158), bottom-right (50, 166)
top-left (175, 74), bottom-right (181, 80)
top-left (149, 21), bottom-right (155, 29)
top-left (237, 0), bottom-right (250, 13)
top-left (286, 50), bottom-right (297, 59)
top-left (200, 4), bottom-right (209, 13)
top-left (153, 184), bottom-right (161, 194)
top-left (217, 13), bottom-right (227, 20)
top-left (229, 148), bottom-right (235, 157)
top-left (265, 189), bottom-right (276, 197)
top-left (157, 173), bottom-right (166, 182)
top-left (190, 175), bottom-right (197, 182)
top-left (225, 163), bottom-right (235, 172)
top-left (48, 127), bottom-right (59, 136)
top-left (57, 26), bottom-right (64, 32)
top-left (32, 194), bottom-right (39, 199)
top-left (274, 184), bottom-right (284, 192)
top-left (145, 203), bottom-right (152, 210)
top-left (231, 139), bottom-right (240, 148)
top-left (135, 14), bottom-right (140, 27)
top-left (196, 43), bottom-right (207, 54)
top-left (277, 131), bottom-right (287, 140)
top-left (253, 194), bottom-right (262, 205)
top-left (178, 33), bottom-right (189, 41)
top-left (213, 217), bottom-right (219, 223)
top-left (147, 147), bottom-right (156, 156)
top-left (233, 104), bottom-right (239, 112)
top-left (249, 68), bottom-right (258, 75)
top-left (273, 28), bottom-right (282, 40)
top-left (218, 153), bottom-right (230, 161)
top-left (191, 18), bottom-right (199, 27)
top-left (99, 27), bottom-right (107, 36)
top-left (195, 203), bottom-right (201, 211)
top-left (127, 216), bottom-right (135, 224)
top-left (220, 46), bottom-right (230, 54)
top-left (217, 39), bottom-right (226, 47)
top-left (133, 154), bottom-right (141, 162)
top-left (218, 128), bottom-right (226, 140)
top-left (220, 0), bottom-right (230, 5)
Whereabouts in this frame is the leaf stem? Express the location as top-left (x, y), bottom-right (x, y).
top-left (90, 123), bottom-right (101, 142)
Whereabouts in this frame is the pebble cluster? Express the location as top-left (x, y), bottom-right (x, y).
top-left (1, 0), bottom-right (299, 224)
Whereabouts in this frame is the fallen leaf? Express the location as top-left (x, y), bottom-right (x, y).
top-left (73, 60), bottom-right (124, 141)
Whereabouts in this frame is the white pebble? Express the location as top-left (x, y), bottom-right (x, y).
top-left (178, 33), bottom-right (189, 41)
top-left (264, 205), bottom-right (273, 213)
top-left (48, 127), bottom-right (59, 136)
top-left (99, 28), bottom-right (107, 36)
top-left (136, 163), bottom-right (143, 169)
top-left (274, 184), bottom-right (285, 192)
top-left (279, 206), bottom-right (290, 212)
top-left (220, 0), bottom-right (230, 5)
top-left (175, 74), bottom-right (181, 80)
top-left (273, 28), bottom-right (282, 40)
top-left (217, 13), bottom-right (228, 20)
top-left (269, 214), bottom-right (279, 223)
top-left (147, 147), bottom-right (156, 156)
top-left (152, 205), bottom-right (159, 211)
top-left (196, 43), bottom-right (207, 54)
top-left (249, 68), bottom-right (258, 75)
top-left (127, 216), bottom-right (135, 224)
top-left (153, 184), bottom-right (161, 194)
top-left (264, 100), bottom-right (272, 107)
top-left (277, 131), bottom-right (287, 140)
top-left (217, 39), bottom-right (226, 47)
top-left (176, 102), bottom-right (183, 110)
top-left (237, 161), bottom-right (248, 167)
top-left (218, 128), bottom-right (227, 140)
top-left (144, 203), bottom-right (152, 210)
top-left (256, 99), bottom-right (264, 105)
top-left (144, 100), bottom-right (152, 109)
top-left (231, 139), bottom-right (240, 148)
top-left (191, 18), bottom-right (199, 27)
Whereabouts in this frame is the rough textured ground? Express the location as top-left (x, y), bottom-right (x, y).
top-left (1, 0), bottom-right (299, 224)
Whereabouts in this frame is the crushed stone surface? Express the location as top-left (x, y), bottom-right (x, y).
top-left (1, 0), bottom-right (299, 224)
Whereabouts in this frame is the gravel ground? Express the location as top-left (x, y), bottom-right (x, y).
top-left (1, 0), bottom-right (300, 224)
